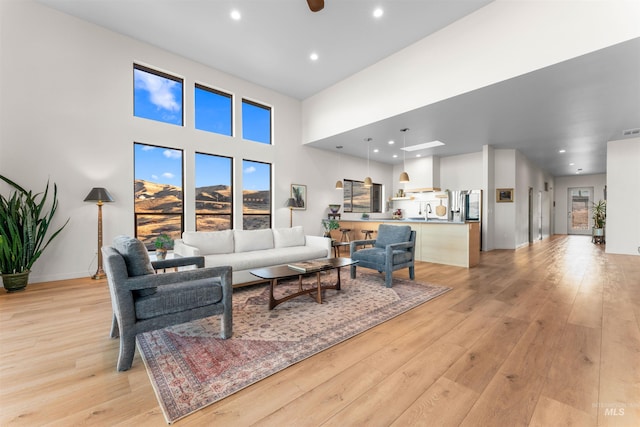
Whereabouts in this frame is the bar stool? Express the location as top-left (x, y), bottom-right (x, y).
top-left (361, 229), bottom-right (375, 240)
top-left (339, 228), bottom-right (352, 242)
top-left (361, 229), bottom-right (375, 247)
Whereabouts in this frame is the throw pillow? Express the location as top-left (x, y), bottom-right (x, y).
top-left (112, 235), bottom-right (156, 296)
top-left (273, 226), bottom-right (305, 248)
top-left (234, 229), bottom-right (274, 252)
top-left (182, 230), bottom-right (233, 255)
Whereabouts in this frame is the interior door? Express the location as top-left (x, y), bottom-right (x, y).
top-left (567, 187), bottom-right (593, 235)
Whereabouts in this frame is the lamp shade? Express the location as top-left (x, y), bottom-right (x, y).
top-left (335, 180), bottom-right (343, 190)
top-left (84, 187), bottom-right (114, 203)
top-left (285, 197), bottom-right (297, 208)
top-left (363, 177), bottom-right (373, 187)
top-left (399, 171), bottom-right (410, 183)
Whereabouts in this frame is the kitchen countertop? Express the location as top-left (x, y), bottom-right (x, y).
top-left (342, 218), bottom-right (477, 224)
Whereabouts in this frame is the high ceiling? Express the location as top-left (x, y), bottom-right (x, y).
top-left (38, 0), bottom-right (640, 177)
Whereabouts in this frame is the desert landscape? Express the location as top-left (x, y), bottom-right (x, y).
top-left (135, 179), bottom-right (270, 247)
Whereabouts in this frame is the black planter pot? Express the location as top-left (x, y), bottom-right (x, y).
top-left (1, 270), bottom-right (30, 292)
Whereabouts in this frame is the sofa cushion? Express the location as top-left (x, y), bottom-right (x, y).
top-left (234, 229), bottom-right (274, 253)
top-left (182, 230), bottom-right (233, 255)
top-left (203, 246), bottom-right (328, 272)
top-left (112, 235), bottom-right (156, 297)
top-left (375, 224), bottom-right (411, 249)
top-left (273, 226), bottom-right (305, 248)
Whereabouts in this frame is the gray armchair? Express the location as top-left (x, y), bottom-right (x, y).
top-left (349, 224), bottom-right (416, 288)
top-left (102, 236), bottom-right (232, 371)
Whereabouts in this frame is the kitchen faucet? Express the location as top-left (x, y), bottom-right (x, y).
top-left (424, 203), bottom-right (432, 220)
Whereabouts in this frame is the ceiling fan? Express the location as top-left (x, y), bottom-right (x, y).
top-left (307, 0), bottom-right (324, 12)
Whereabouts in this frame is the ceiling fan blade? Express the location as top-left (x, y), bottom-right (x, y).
top-left (307, 0), bottom-right (324, 12)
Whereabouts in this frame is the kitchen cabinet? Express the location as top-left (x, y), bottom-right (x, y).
top-left (336, 220), bottom-right (479, 268)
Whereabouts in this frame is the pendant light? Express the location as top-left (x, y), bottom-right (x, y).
top-left (363, 138), bottom-right (372, 187)
top-left (335, 145), bottom-right (344, 189)
top-left (399, 128), bottom-right (410, 183)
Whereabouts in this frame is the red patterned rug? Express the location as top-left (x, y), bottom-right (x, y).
top-left (136, 271), bottom-right (451, 423)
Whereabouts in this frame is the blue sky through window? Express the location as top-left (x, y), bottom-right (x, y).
top-left (134, 143), bottom-right (183, 187)
top-left (242, 100), bottom-right (271, 144)
top-left (195, 153), bottom-right (231, 188)
top-left (242, 160), bottom-right (271, 191)
top-left (195, 85), bottom-right (232, 135)
top-left (134, 67), bottom-right (183, 126)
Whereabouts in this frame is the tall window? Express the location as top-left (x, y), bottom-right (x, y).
top-left (195, 84), bottom-right (232, 136)
top-left (343, 179), bottom-right (382, 213)
top-left (134, 143), bottom-right (184, 248)
top-left (242, 99), bottom-right (271, 144)
top-left (133, 64), bottom-right (183, 126)
top-left (242, 160), bottom-right (271, 229)
top-left (195, 153), bottom-right (233, 231)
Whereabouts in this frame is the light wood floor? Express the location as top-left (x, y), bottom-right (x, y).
top-left (1, 235), bottom-right (639, 426)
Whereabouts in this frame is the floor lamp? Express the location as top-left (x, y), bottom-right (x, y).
top-left (286, 197), bottom-right (297, 227)
top-left (84, 187), bottom-right (114, 279)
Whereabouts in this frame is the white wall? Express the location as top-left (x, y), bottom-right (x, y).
top-left (606, 138), bottom-right (640, 255)
top-left (553, 174), bottom-right (606, 235)
top-left (440, 152), bottom-right (483, 190)
top-left (0, 0), bottom-right (383, 284)
top-left (302, 0), bottom-right (640, 143)
top-left (493, 150), bottom-right (517, 248)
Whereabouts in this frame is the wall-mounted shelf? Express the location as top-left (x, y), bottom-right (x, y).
top-left (389, 196), bottom-right (414, 201)
top-left (405, 187), bottom-right (442, 193)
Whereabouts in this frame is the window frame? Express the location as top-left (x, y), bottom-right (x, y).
top-left (133, 142), bottom-right (185, 249)
top-left (241, 98), bottom-right (272, 145)
top-left (195, 152), bottom-right (234, 231)
top-left (242, 159), bottom-right (272, 229)
top-left (133, 64), bottom-right (184, 127)
top-left (194, 83), bottom-right (233, 136)
top-left (343, 179), bottom-right (383, 213)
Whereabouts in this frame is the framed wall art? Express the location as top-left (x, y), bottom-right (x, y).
top-left (291, 184), bottom-right (306, 210)
top-left (496, 188), bottom-right (514, 203)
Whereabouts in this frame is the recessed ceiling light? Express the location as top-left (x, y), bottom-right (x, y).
top-left (392, 154), bottom-right (398, 158)
top-left (416, 154), bottom-right (421, 158)
top-left (559, 149), bottom-right (566, 153)
top-left (388, 140), bottom-right (395, 145)
top-left (310, 52), bottom-right (319, 61)
top-left (569, 162), bottom-right (575, 166)
top-left (373, 148), bottom-right (379, 153)
top-left (230, 9), bottom-right (241, 20)
top-left (401, 140), bottom-right (445, 151)
top-left (373, 7), bottom-right (384, 18)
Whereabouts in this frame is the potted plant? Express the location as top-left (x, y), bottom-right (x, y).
top-left (321, 218), bottom-right (340, 238)
top-left (0, 175), bottom-right (69, 292)
top-left (154, 233), bottom-right (174, 259)
top-left (591, 199), bottom-right (606, 240)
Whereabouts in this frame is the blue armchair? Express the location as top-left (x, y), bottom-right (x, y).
top-left (349, 224), bottom-right (416, 288)
top-left (102, 236), bottom-right (233, 371)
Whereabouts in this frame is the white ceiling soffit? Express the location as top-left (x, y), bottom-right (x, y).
top-left (36, 0), bottom-right (494, 100)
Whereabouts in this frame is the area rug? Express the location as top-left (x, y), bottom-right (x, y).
top-left (137, 271), bottom-right (451, 423)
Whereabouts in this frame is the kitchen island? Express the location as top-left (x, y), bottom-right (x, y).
top-left (331, 219), bottom-right (480, 268)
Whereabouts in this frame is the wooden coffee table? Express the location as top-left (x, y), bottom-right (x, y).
top-left (250, 257), bottom-right (357, 310)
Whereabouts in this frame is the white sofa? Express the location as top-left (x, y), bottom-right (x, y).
top-left (173, 226), bottom-right (332, 286)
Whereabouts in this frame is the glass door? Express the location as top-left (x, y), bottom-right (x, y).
top-left (567, 187), bottom-right (592, 235)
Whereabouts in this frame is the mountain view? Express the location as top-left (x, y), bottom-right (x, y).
top-left (135, 179), bottom-right (271, 245)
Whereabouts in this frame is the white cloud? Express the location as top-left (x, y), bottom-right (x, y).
top-left (151, 174), bottom-right (159, 180)
top-left (163, 149), bottom-right (181, 159)
top-left (244, 166), bottom-right (256, 174)
top-left (141, 145), bottom-right (155, 151)
top-left (135, 69), bottom-right (180, 112)
top-left (162, 172), bottom-right (175, 179)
